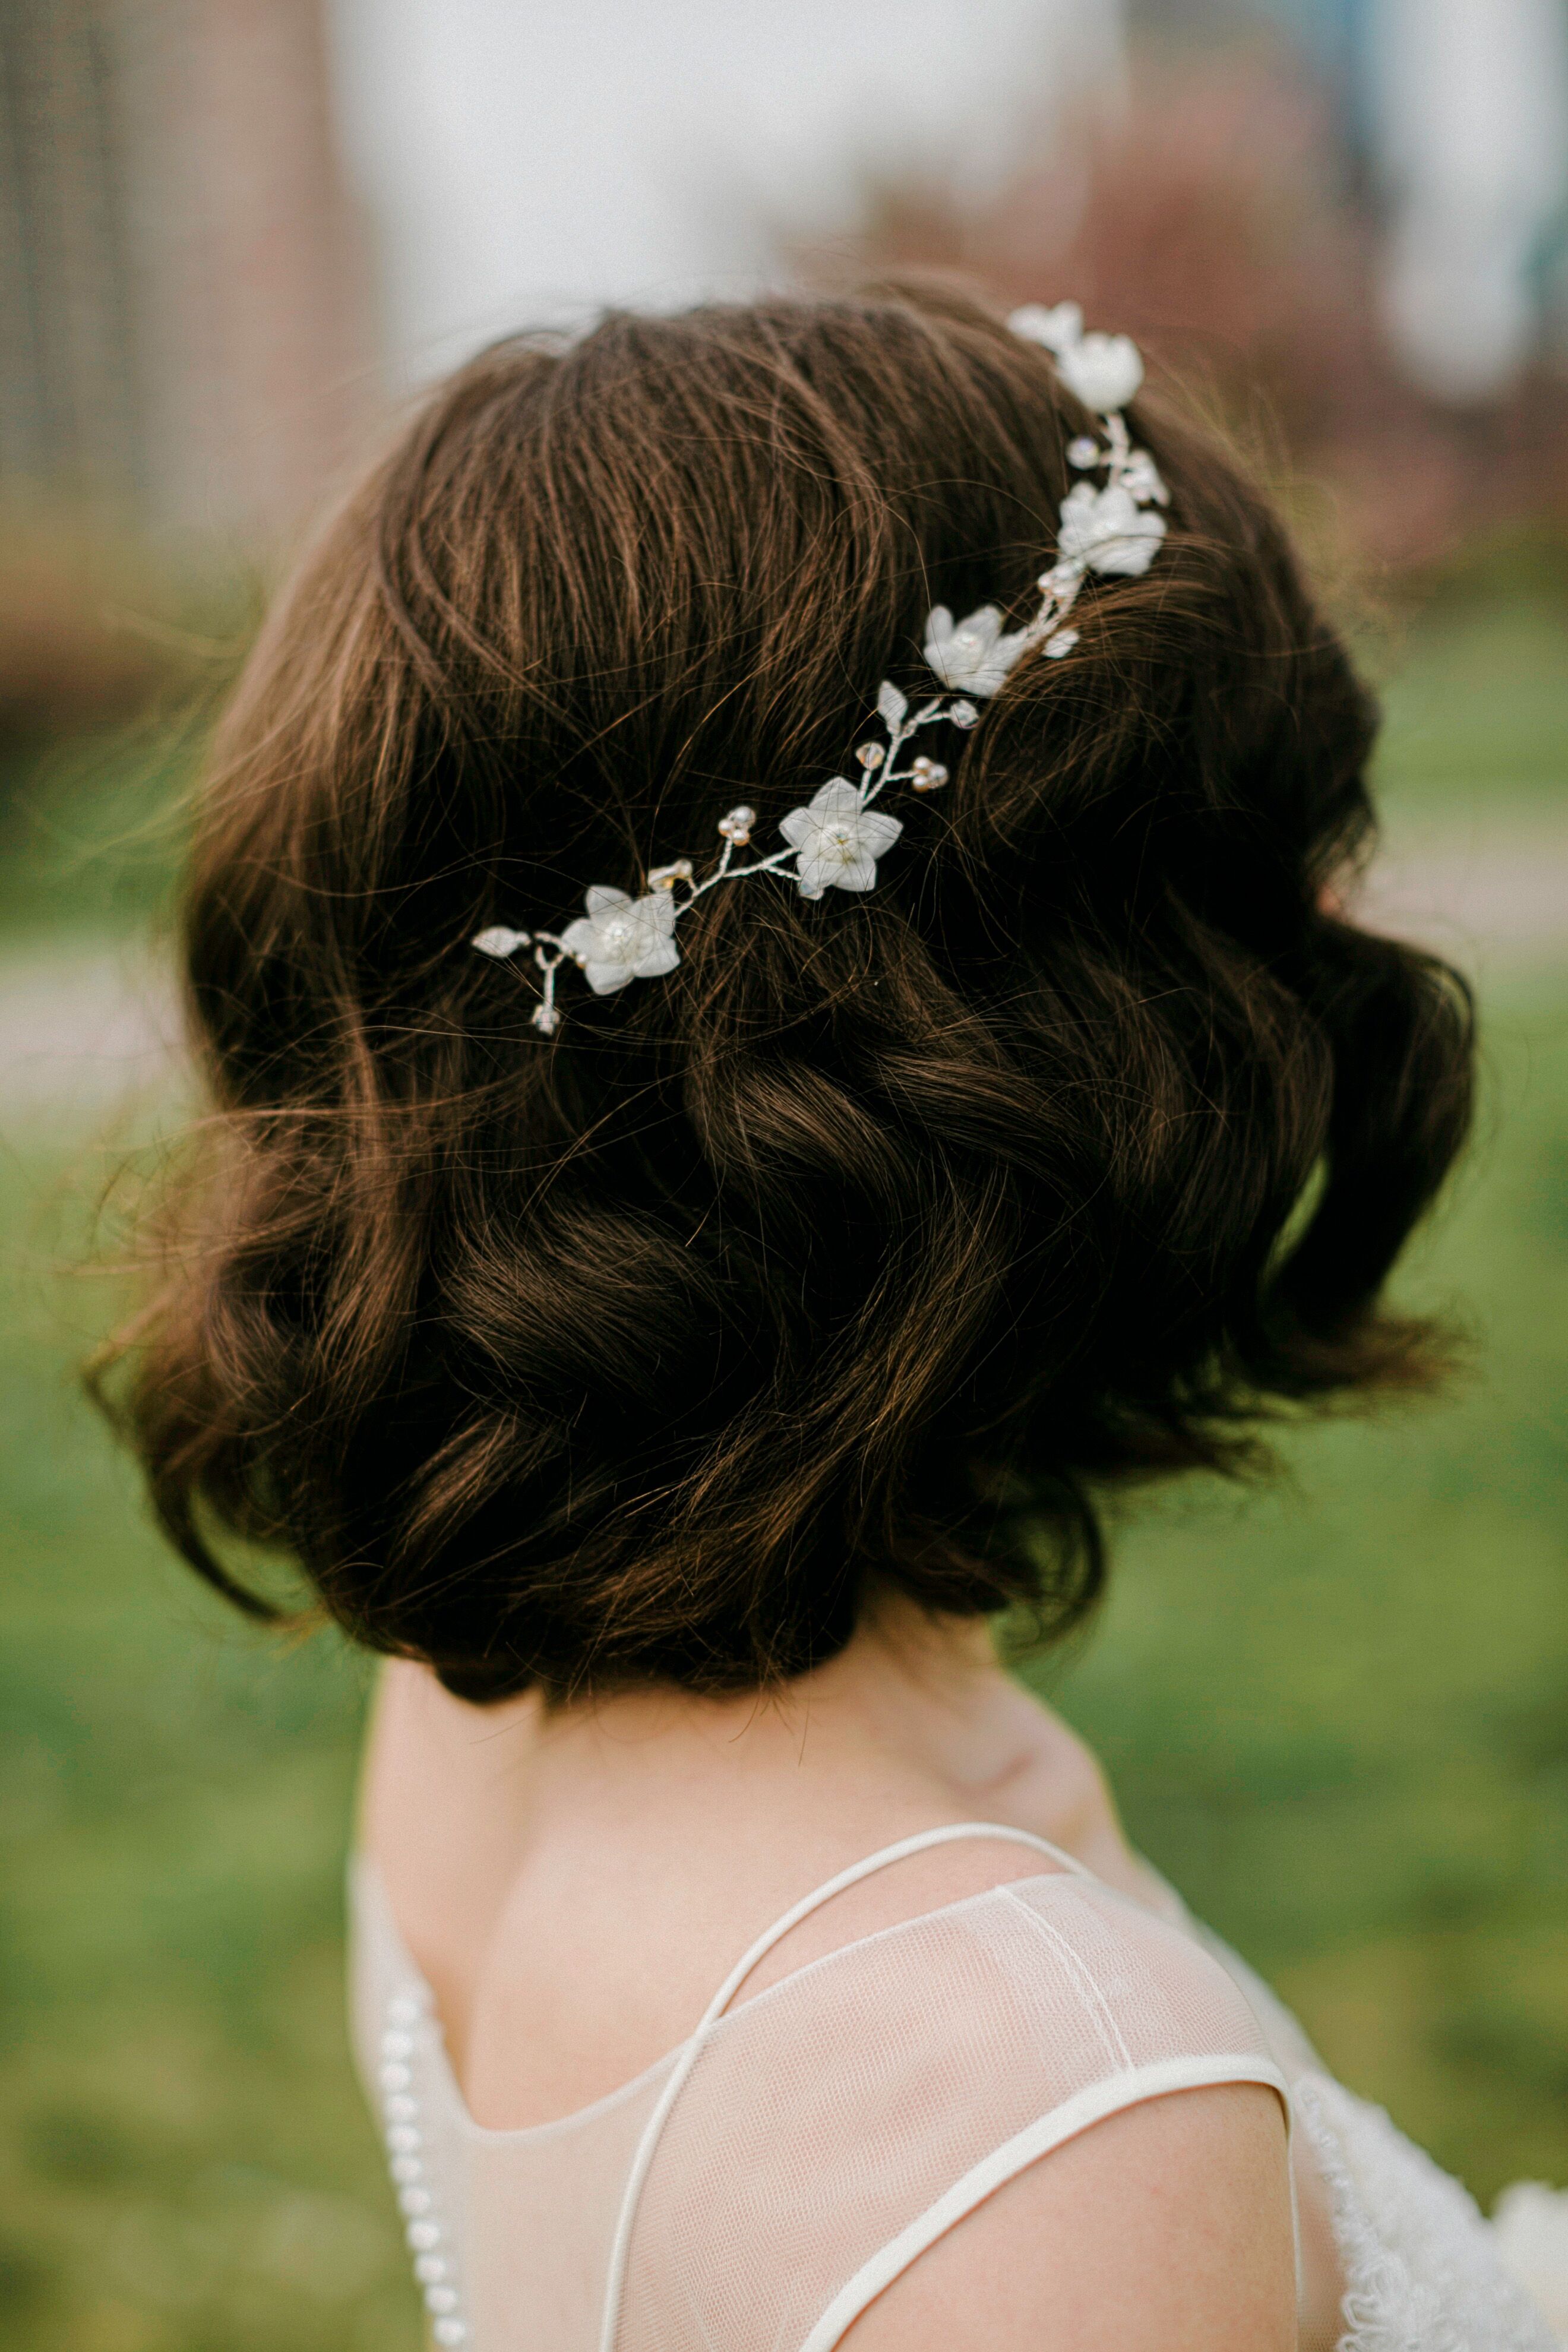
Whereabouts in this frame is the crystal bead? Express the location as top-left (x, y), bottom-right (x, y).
top-left (415, 2252), bottom-right (447, 2284)
top-left (390, 2154), bottom-right (423, 2185)
top-left (855, 743), bottom-right (885, 769)
top-left (387, 2125), bottom-right (421, 2154)
top-left (433, 2321), bottom-right (467, 2348)
top-left (398, 2186), bottom-right (432, 2217)
top-left (910, 758), bottom-right (948, 791)
top-left (1067, 436), bottom-right (1101, 468)
top-left (385, 2094), bottom-right (418, 2123)
top-left (717, 804), bottom-right (756, 842)
top-left (408, 2220), bottom-right (441, 2252)
top-left (426, 2285), bottom-right (459, 2315)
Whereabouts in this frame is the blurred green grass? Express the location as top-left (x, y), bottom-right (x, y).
top-left (1373, 582), bottom-right (1568, 814)
top-left (0, 581), bottom-right (1564, 2349)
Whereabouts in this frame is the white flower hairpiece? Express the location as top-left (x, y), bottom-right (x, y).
top-left (471, 302), bottom-right (1168, 1033)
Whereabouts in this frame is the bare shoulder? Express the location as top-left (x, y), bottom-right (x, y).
top-left (842, 2081), bottom-right (1296, 2352)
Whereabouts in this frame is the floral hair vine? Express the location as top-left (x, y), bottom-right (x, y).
top-left (470, 302), bottom-right (1168, 1033)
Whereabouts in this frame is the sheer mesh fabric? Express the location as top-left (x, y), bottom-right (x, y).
top-left (352, 1858), bottom-right (681, 2352)
top-left (616, 1876), bottom-right (1284, 2352)
top-left (350, 1836), bottom-right (1562, 2350)
top-left (350, 1849), bottom-right (1288, 2352)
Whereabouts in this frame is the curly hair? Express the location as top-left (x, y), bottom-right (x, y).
top-left (97, 285), bottom-right (1474, 1702)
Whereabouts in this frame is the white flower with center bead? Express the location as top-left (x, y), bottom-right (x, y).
top-left (1056, 481), bottom-right (1168, 577)
top-left (779, 779), bottom-right (903, 900)
top-left (560, 884), bottom-right (680, 993)
top-left (922, 603), bottom-right (1030, 697)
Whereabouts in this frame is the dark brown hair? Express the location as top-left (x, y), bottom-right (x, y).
top-left (99, 286), bottom-right (1473, 1701)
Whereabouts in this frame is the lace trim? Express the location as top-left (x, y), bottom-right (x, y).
top-left (1294, 2073), bottom-right (1558, 2352)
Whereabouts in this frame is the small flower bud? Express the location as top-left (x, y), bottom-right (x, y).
top-left (855, 742), bottom-right (886, 769)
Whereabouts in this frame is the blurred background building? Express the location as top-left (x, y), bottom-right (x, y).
top-left (2, 0), bottom-right (1564, 754)
top-left (1, 0), bottom-right (372, 536)
top-left (5, 0), bottom-right (1566, 559)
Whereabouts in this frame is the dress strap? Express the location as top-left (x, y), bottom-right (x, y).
top-left (596, 1821), bottom-right (1086, 2352)
top-left (713, 1820), bottom-right (1091, 2024)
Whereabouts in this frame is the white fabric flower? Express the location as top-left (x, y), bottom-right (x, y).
top-left (779, 779), bottom-right (903, 900)
top-left (1057, 482), bottom-right (1168, 577)
top-left (1007, 302), bottom-right (1083, 355)
top-left (559, 884), bottom-right (680, 993)
top-left (922, 604), bottom-right (1030, 697)
top-left (1054, 331), bottom-right (1145, 414)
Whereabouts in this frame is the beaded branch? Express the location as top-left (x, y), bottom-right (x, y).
top-left (469, 302), bottom-right (1168, 1034)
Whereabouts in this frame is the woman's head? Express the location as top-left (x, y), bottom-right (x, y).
top-left (108, 284), bottom-right (1472, 1700)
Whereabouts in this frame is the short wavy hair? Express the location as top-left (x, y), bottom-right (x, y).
top-left (99, 286), bottom-right (1474, 1701)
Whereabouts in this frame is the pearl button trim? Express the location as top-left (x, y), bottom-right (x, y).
top-left (378, 1986), bottom-right (469, 2348)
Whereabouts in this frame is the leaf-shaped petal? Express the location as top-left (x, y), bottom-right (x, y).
top-left (858, 810), bottom-right (904, 856)
top-left (631, 934), bottom-right (681, 979)
top-left (806, 777), bottom-right (865, 822)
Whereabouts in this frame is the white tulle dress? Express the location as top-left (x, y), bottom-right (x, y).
top-left (349, 1822), bottom-right (1568, 2351)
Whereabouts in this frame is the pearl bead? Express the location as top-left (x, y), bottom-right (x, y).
top-left (380, 1991), bottom-right (464, 2345)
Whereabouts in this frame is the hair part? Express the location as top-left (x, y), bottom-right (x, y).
top-left (94, 285), bottom-right (1474, 1702)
